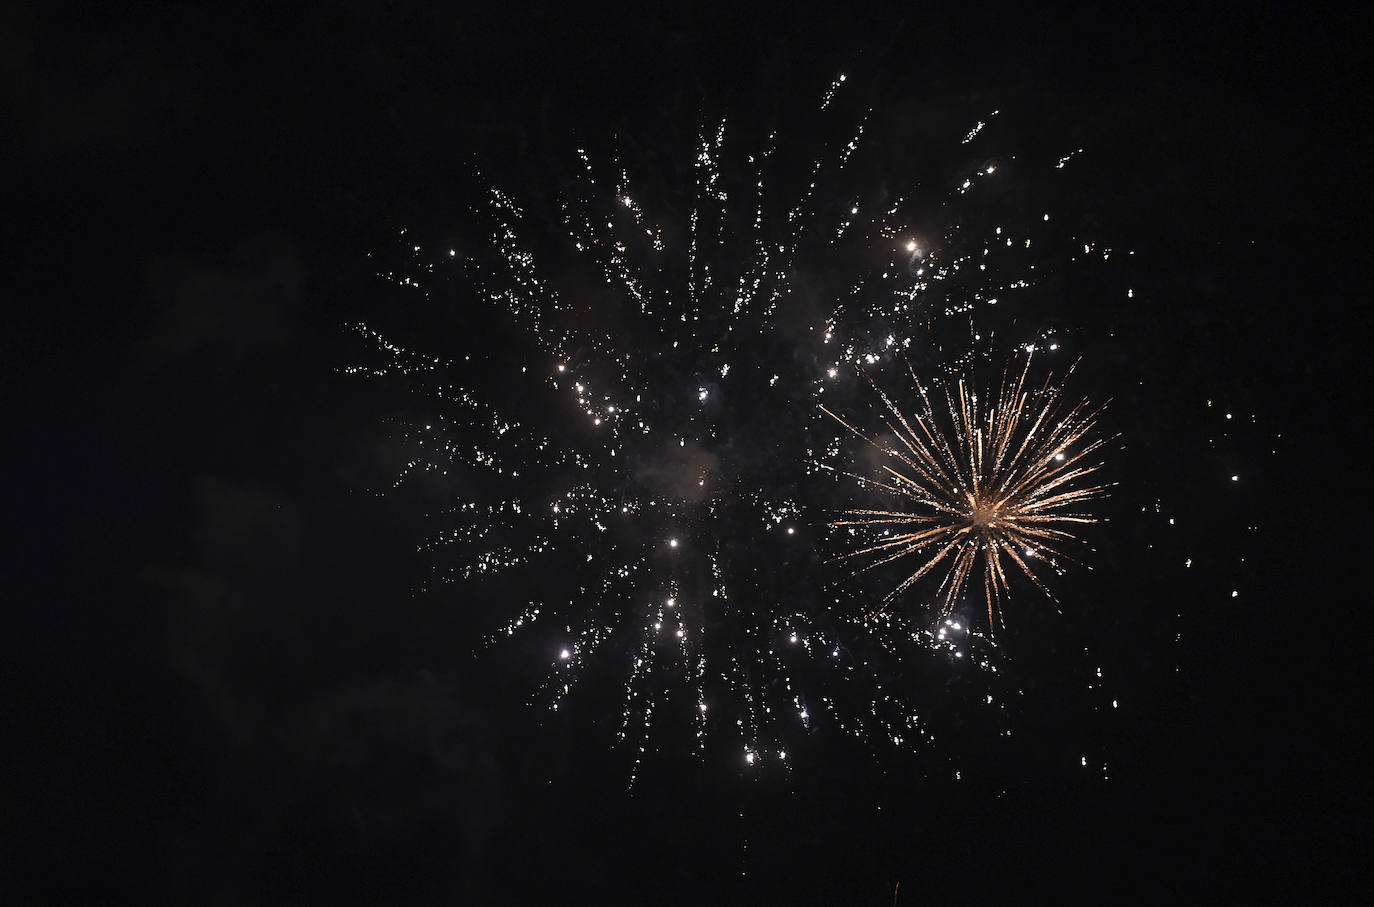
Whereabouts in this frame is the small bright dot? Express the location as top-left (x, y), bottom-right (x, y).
top-left (827, 368), bottom-right (837, 378)
top-left (666, 597), bottom-right (676, 607)
top-left (906, 240), bottom-right (918, 252)
top-left (1231, 590), bottom-right (1239, 598)
top-left (560, 649), bottom-right (570, 660)
top-left (1043, 213), bottom-right (1050, 221)
top-left (669, 538), bottom-right (679, 548)
top-left (787, 527), bottom-right (795, 535)
top-left (1231, 475), bottom-right (1239, 482)
top-left (745, 751), bottom-right (755, 764)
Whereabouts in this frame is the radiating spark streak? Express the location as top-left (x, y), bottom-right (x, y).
top-left (824, 354), bottom-right (1111, 628)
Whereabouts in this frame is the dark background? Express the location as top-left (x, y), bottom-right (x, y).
top-left (5, 2), bottom-right (1367, 902)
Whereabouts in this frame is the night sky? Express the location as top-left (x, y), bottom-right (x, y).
top-left (7, 3), bottom-right (1368, 903)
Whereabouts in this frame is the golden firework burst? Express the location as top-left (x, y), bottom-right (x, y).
top-left (820, 354), bottom-right (1111, 628)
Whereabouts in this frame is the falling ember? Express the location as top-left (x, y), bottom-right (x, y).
top-left (820, 354), bottom-right (1112, 628)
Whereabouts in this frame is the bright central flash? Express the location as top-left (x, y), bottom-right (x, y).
top-left (966, 497), bottom-right (1002, 530)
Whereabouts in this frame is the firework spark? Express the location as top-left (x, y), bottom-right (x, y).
top-left (822, 354), bottom-right (1111, 628)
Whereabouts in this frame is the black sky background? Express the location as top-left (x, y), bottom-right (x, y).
top-left (5, 2), bottom-right (1369, 903)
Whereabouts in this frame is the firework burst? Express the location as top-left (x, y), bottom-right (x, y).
top-left (822, 353), bottom-right (1112, 628)
top-left (346, 74), bottom-right (1118, 775)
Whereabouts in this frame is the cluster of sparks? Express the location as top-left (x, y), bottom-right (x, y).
top-left (821, 354), bottom-right (1111, 629)
top-left (347, 74), bottom-right (1115, 779)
